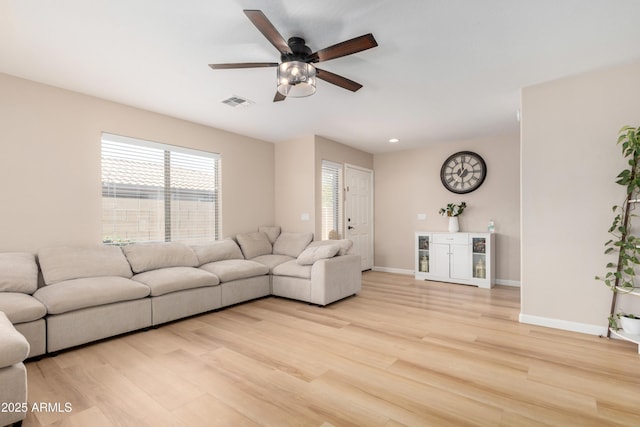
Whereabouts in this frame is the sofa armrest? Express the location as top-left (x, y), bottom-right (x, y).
top-left (0, 311), bottom-right (29, 368)
top-left (310, 254), bottom-right (362, 305)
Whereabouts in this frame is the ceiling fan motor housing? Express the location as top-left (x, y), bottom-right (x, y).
top-left (281, 37), bottom-right (312, 62)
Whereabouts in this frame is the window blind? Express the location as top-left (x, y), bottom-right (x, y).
top-left (321, 160), bottom-right (343, 240)
top-left (101, 133), bottom-right (220, 245)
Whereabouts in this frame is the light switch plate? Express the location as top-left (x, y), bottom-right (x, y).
top-left (301, 213), bottom-right (310, 221)
top-left (417, 213), bottom-right (427, 220)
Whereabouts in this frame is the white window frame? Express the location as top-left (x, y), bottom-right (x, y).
top-left (101, 132), bottom-right (221, 245)
top-left (321, 160), bottom-right (344, 240)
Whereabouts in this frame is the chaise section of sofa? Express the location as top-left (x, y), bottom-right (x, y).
top-left (122, 242), bottom-right (221, 326)
top-left (196, 238), bottom-right (270, 307)
top-left (0, 252), bottom-right (47, 358)
top-left (271, 239), bottom-right (362, 305)
top-left (34, 246), bottom-right (152, 352)
top-left (235, 228), bottom-right (361, 306)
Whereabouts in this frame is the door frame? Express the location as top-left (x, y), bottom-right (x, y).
top-left (345, 163), bottom-right (374, 270)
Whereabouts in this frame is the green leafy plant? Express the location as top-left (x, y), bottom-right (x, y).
top-left (439, 202), bottom-right (467, 217)
top-left (596, 126), bottom-right (640, 293)
top-left (595, 126), bottom-right (640, 328)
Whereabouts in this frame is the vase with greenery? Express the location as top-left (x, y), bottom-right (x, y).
top-left (439, 202), bottom-right (467, 217)
top-left (439, 202), bottom-right (466, 232)
top-left (596, 125), bottom-right (640, 333)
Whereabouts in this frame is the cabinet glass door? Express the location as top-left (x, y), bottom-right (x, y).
top-left (472, 237), bottom-right (487, 279)
top-left (418, 235), bottom-right (430, 273)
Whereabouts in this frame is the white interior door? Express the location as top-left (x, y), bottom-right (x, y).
top-left (345, 165), bottom-right (374, 271)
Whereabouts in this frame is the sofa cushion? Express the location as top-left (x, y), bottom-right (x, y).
top-left (236, 232), bottom-right (272, 259)
top-left (258, 226), bottom-right (281, 244)
top-left (297, 244), bottom-right (340, 265)
top-left (33, 276), bottom-right (150, 315)
top-left (0, 292), bottom-right (47, 324)
top-left (123, 242), bottom-right (199, 274)
top-left (272, 259), bottom-right (312, 280)
top-left (306, 239), bottom-right (354, 256)
top-left (0, 312), bottom-right (30, 368)
top-left (191, 239), bottom-right (244, 265)
top-left (132, 267), bottom-right (220, 297)
top-left (199, 259), bottom-right (269, 283)
top-left (250, 254), bottom-right (295, 273)
top-left (38, 245), bottom-right (133, 285)
top-left (272, 232), bottom-right (314, 258)
top-left (0, 252), bottom-right (38, 293)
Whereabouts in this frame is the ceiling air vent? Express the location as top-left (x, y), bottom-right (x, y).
top-left (221, 95), bottom-right (254, 108)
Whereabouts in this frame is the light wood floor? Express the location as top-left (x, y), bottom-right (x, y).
top-left (23, 272), bottom-right (640, 426)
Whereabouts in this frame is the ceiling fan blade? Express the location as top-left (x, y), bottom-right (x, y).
top-left (316, 68), bottom-right (363, 92)
top-left (308, 33), bottom-right (377, 63)
top-left (244, 10), bottom-right (292, 55)
top-left (209, 62), bottom-right (278, 70)
top-left (273, 91), bottom-right (286, 102)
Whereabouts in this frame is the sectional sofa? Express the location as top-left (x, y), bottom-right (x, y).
top-left (0, 227), bottom-right (361, 357)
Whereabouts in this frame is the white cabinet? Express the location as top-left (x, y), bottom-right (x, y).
top-left (415, 232), bottom-right (495, 288)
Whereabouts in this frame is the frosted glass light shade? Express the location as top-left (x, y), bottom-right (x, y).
top-left (277, 61), bottom-right (316, 97)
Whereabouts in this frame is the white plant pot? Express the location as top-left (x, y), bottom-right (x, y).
top-left (448, 216), bottom-right (459, 233)
top-left (620, 315), bottom-right (640, 335)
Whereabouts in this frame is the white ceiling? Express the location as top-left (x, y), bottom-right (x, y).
top-left (2, 0), bottom-right (640, 153)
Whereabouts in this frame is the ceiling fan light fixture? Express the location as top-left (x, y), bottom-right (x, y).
top-left (277, 61), bottom-right (316, 97)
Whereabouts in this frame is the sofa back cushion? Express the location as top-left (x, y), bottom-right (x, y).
top-left (258, 226), bottom-right (281, 244)
top-left (236, 232), bottom-right (272, 259)
top-left (122, 242), bottom-right (199, 274)
top-left (273, 232), bottom-right (314, 258)
top-left (38, 246), bottom-right (133, 285)
top-left (297, 244), bottom-right (341, 265)
top-left (191, 239), bottom-right (244, 265)
top-left (0, 252), bottom-right (38, 293)
top-left (306, 239), bottom-right (354, 256)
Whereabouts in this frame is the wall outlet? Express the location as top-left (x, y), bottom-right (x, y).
top-left (301, 213), bottom-right (310, 221)
top-left (417, 213), bottom-right (427, 220)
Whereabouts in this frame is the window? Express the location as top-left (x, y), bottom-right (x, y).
top-left (101, 133), bottom-right (220, 245)
top-left (321, 160), bottom-right (343, 240)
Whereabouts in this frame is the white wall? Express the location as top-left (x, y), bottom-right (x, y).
top-left (0, 73), bottom-right (275, 252)
top-left (520, 61), bottom-right (640, 334)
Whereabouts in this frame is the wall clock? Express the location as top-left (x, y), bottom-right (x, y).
top-left (440, 151), bottom-right (487, 194)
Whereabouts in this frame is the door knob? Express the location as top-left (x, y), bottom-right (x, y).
top-left (348, 226), bottom-right (355, 230)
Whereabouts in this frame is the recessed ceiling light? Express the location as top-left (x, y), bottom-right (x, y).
top-left (389, 138), bottom-right (399, 144)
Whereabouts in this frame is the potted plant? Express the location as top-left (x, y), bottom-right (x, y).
top-left (617, 313), bottom-right (640, 335)
top-left (596, 126), bottom-right (640, 335)
top-left (439, 202), bottom-right (466, 233)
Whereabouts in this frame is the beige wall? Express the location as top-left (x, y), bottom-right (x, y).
top-left (274, 135), bottom-right (315, 233)
top-left (314, 136), bottom-right (374, 239)
top-left (521, 61), bottom-right (640, 333)
top-left (274, 135), bottom-right (373, 237)
top-left (374, 133), bottom-right (521, 282)
top-left (0, 73), bottom-right (275, 252)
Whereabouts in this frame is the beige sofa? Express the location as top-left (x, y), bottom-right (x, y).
top-left (2, 227), bottom-right (360, 355)
top-left (0, 253), bottom-right (46, 358)
top-left (0, 311), bottom-right (30, 427)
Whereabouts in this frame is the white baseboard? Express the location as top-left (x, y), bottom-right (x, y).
top-left (496, 279), bottom-right (520, 287)
top-left (372, 267), bottom-right (521, 287)
top-left (372, 266), bottom-right (413, 275)
top-left (519, 313), bottom-right (607, 336)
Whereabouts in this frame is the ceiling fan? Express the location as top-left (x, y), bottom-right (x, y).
top-left (209, 9), bottom-right (378, 102)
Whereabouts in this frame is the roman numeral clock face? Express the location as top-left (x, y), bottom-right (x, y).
top-left (440, 151), bottom-right (487, 194)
